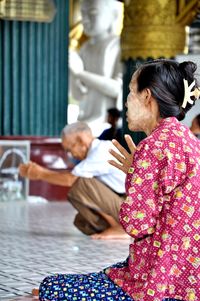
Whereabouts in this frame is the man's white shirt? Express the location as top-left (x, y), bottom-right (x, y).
top-left (72, 139), bottom-right (126, 194)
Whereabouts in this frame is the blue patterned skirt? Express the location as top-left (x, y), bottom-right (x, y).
top-left (39, 270), bottom-right (182, 301)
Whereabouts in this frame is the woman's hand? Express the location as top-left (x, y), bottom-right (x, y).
top-left (108, 135), bottom-right (136, 174)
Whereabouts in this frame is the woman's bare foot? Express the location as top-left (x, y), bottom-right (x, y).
top-left (91, 225), bottom-right (130, 240)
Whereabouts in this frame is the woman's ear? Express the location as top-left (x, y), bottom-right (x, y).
top-left (143, 88), bottom-right (152, 105)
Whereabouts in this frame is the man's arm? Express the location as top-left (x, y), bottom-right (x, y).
top-left (19, 161), bottom-right (78, 187)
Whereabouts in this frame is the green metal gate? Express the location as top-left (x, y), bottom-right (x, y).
top-left (0, 0), bottom-right (69, 136)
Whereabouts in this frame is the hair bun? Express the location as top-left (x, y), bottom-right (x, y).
top-left (179, 61), bottom-right (197, 77)
top-left (177, 109), bottom-right (186, 121)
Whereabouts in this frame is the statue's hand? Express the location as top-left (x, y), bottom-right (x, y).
top-left (108, 135), bottom-right (136, 174)
top-left (69, 49), bottom-right (84, 75)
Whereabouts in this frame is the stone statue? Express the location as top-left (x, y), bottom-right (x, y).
top-left (69, 0), bottom-right (122, 136)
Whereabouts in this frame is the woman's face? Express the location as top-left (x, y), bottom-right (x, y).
top-left (126, 75), bottom-right (149, 132)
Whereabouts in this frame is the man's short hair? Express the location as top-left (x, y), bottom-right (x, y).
top-left (61, 122), bottom-right (92, 138)
top-left (107, 108), bottom-right (121, 118)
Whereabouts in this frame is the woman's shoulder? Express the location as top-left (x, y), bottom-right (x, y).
top-left (145, 117), bottom-right (189, 144)
top-left (135, 118), bottom-right (185, 154)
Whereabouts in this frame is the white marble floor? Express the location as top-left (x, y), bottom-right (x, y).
top-left (0, 200), bottom-right (129, 301)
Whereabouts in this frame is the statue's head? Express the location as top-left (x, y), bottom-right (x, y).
top-left (81, 0), bottom-right (120, 37)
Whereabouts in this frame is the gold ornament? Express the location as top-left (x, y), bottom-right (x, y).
top-left (121, 0), bottom-right (200, 60)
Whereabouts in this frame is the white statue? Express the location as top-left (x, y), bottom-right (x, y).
top-left (69, 0), bottom-right (122, 136)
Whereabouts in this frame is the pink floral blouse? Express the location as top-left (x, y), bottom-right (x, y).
top-left (106, 117), bottom-right (200, 301)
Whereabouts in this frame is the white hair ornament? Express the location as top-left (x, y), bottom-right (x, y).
top-left (182, 79), bottom-right (200, 109)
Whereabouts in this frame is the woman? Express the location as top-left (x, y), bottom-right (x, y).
top-left (39, 59), bottom-right (200, 301)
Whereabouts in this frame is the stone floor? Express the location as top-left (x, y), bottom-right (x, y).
top-left (0, 200), bottom-right (129, 301)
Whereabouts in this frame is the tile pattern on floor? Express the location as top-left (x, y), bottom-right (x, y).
top-left (0, 201), bottom-right (129, 300)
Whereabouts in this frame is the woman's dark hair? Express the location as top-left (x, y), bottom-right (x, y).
top-left (136, 59), bottom-right (199, 120)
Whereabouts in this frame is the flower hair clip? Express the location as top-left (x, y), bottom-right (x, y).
top-left (182, 79), bottom-right (200, 109)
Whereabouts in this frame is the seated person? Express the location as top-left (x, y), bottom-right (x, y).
top-left (38, 59), bottom-right (200, 301)
top-left (19, 122), bottom-right (127, 240)
top-left (190, 113), bottom-right (200, 139)
top-left (99, 108), bottom-right (123, 143)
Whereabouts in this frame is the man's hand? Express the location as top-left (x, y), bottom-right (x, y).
top-left (19, 162), bottom-right (45, 180)
top-left (108, 135), bottom-right (136, 174)
top-left (19, 163), bottom-right (29, 178)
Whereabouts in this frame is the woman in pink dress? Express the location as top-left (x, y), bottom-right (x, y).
top-left (39, 59), bottom-right (200, 301)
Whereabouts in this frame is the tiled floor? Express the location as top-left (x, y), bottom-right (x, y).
top-left (0, 199), bottom-right (129, 301)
